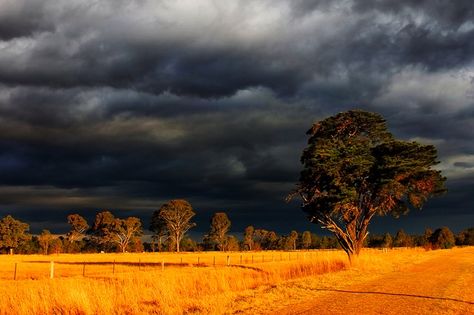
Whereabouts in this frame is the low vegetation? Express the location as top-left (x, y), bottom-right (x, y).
top-left (1, 247), bottom-right (470, 314)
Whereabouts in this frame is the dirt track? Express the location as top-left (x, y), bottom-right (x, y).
top-left (276, 248), bottom-right (474, 315)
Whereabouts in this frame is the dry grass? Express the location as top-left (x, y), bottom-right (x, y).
top-left (0, 248), bottom-right (468, 314)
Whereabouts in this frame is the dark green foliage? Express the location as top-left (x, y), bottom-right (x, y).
top-left (456, 227), bottom-right (474, 246)
top-left (289, 110), bottom-right (446, 261)
top-left (0, 215), bottom-right (31, 253)
top-left (92, 211), bottom-right (143, 253)
top-left (382, 233), bottom-right (393, 248)
top-left (430, 227), bottom-right (455, 249)
top-left (149, 209), bottom-right (168, 252)
top-left (243, 226), bottom-right (254, 250)
top-left (207, 212), bottom-right (231, 251)
top-left (394, 229), bottom-right (413, 247)
top-left (38, 229), bottom-right (53, 255)
top-left (66, 214), bottom-right (89, 244)
top-left (180, 237), bottom-right (199, 252)
top-left (226, 235), bottom-right (241, 251)
top-left (301, 231), bottom-right (312, 249)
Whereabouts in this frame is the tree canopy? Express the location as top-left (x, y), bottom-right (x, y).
top-left (207, 212), bottom-right (231, 251)
top-left (157, 199), bottom-right (196, 252)
top-left (289, 110), bottom-right (446, 262)
top-left (92, 211), bottom-right (143, 253)
top-left (66, 214), bottom-right (89, 243)
top-left (0, 215), bottom-right (31, 252)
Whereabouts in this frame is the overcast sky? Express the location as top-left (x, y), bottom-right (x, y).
top-left (0, 0), bottom-right (473, 236)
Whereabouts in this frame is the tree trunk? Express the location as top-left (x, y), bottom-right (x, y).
top-left (346, 251), bottom-right (358, 266)
top-left (345, 239), bottom-right (364, 266)
top-left (176, 233), bottom-right (180, 252)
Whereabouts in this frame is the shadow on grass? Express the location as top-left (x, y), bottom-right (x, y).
top-left (316, 288), bottom-right (474, 305)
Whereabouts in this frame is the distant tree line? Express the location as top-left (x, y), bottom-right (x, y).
top-left (0, 200), bottom-right (473, 254)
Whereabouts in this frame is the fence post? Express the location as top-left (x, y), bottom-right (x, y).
top-left (252, 255), bottom-right (254, 264)
top-left (180, 258), bottom-right (183, 264)
top-left (113, 260), bottom-right (115, 274)
top-left (14, 263), bottom-right (17, 280)
top-left (50, 261), bottom-right (54, 279)
top-left (226, 255), bottom-right (230, 266)
top-left (161, 260), bottom-right (164, 271)
top-left (240, 255), bottom-right (242, 264)
top-left (82, 263), bottom-right (86, 276)
top-left (197, 257), bottom-right (200, 265)
top-left (262, 254), bottom-right (264, 263)
top-left (213, 256), bottom-right (216, 266)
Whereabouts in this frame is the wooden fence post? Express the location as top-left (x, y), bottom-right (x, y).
top-left (213, 256), bottom-right (216, 266)
top-left (197, 257), bottom-right (200, 265)
top-left (82, 263), bottom-right (86, 276)
top-left (14, 263), bottom-right (17, 280)
top-left (113, 260), bottom-right (115, 274)
top-left (226, 255), bottom-right (230, 266)
top-left (252, 255), bottom-right (254, 264)
top-left (240, 255), bottom-right (242, 264)
top-left (50, 261), bottom-right (54, 279)
top-left (161, 260), bottom-right (164, 271)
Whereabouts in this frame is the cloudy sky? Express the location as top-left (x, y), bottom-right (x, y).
top-left (0, 0), bottom-right (473, 236)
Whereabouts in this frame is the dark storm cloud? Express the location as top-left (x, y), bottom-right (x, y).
top-left (0, 0), bottom-right (473, 234)
top-left (0, 1), bottom-right (55, 40)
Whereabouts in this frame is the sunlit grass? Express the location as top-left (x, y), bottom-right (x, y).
top-left (0, 248), bottom-right (465, 314)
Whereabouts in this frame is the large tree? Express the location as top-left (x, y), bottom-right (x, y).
top-left (0, 215), bottom-right (31, 254)
top-left (158, 199), bottom-right (196, 252)
top-left (288, 110), bottom-right (446, 263)
top-left (92, 210), bottom-right (116, 251)
top-left (208, 212), bottom-right (231, 251)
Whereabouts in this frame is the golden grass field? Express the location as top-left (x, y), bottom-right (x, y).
top-left (0, 247), bottom-right (472, 314)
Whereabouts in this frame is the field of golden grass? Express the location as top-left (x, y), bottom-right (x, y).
top-left (0, 248), bottom-right (471, 314)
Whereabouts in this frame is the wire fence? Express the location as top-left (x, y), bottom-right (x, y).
top-left (1, 250), bottom-right (347, 280)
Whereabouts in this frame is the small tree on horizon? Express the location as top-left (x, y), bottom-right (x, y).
top-left (430, 227), bottom-right (455, 249)
top-left (301, 231), bottom-right (312, 249)
top-left (207, 212), bottom-right (231, 251)
top-left (288, 110), bottom-right (446, 263)
top-left (38, 229), bottom-right (53, 255)
top-left (243, 225), bottom-right (254, 250)
top-left (149, 210), bottom-right (168, 252)
top-left (66, 214), bottom-right (89, 243)
top-left (289, 230), bottom-right (298, 250)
